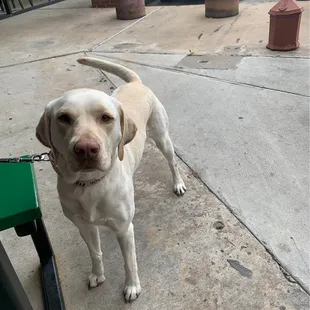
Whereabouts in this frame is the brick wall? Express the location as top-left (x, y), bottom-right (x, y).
top-left (91, 0), bottom-right (115, 8)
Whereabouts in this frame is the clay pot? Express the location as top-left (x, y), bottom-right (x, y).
top-left (267, 0), bottom-right (304, 51)
top-left (115, 0), bottom-right (146, 20)
top-left (205, 0), bottom-right (239, 18)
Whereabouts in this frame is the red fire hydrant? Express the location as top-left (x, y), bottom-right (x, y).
top-left (267, 0), bottom-right (304, 51)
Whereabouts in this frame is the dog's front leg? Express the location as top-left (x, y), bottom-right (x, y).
top-left (71, 215), bottom-right (105, 288)
top-left (117, 222), bottom-right (141, 302)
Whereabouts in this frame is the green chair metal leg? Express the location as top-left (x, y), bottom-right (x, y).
top-left (31, 219), bottom-right (65, 310)
top-left (0, 241), bottom-right (33, 310)
top-left (15, 219), bottom-right (66, 310)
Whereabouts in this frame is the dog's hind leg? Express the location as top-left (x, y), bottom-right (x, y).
top-left (147, 98), bottom-right (186, 196)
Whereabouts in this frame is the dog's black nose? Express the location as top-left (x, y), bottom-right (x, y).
top-left (74, 138), bottom-right (100, 160)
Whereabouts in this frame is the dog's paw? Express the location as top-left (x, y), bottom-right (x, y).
top-left (88, 273), bottom-right (105, 289)
top-left (173, 180), bottom-right (186, 196)
top-left (123, 283), bottom-right (141, 303)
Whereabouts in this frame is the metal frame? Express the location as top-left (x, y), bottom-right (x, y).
top-left (0, 0), bottom-right (64, 20)
top-left (0, 218), bottom-right (66, 310)
top-left (0, 241), bottom-right (33, 310)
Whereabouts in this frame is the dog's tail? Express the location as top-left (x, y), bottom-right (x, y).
top-left (77, 57), bottom-right (142, 84)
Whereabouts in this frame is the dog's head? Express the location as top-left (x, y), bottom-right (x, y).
top-left (36, 88), bottom-right (137, 179)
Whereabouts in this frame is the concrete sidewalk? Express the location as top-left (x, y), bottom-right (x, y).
top-left (0, 1), bottom-right (309, 309)
top-left (96, 51), bottom-right (310, 293)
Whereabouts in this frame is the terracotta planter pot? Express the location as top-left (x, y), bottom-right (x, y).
top-left (205, 0), bottom-right (239, 18)
top-left (267, 0), bottom-right (304, 51)
top-left (115, 0), bottom-right (146, 20)
top-left (92, 0), bottom-right (115, 8)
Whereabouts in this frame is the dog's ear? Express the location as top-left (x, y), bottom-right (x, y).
top-left (36, 109), bottom-right (52, 148)
top-left (36, 104), bottom-right (60, 167)
top-left (118, 106), bottom-right (137, 161)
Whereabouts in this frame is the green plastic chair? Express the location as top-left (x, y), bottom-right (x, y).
top-left (0, 159), bottom-right (65, 310)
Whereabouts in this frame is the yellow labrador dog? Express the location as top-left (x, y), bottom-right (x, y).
top-left (36, 57), bottom-right (186, 302)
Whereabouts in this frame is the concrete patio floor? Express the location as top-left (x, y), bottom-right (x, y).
top-left (0, 0), bottom-right (309, 309)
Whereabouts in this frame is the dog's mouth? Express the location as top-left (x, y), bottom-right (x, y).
top-left (69, 151), bottom-right (111, 173)
top-left (72, 159), bottom-right (100, 172)
top-left (81, 166), bottom-right (98, 172)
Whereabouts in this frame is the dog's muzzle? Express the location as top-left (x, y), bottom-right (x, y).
top-left (73, 137), bottom-right (100, 169)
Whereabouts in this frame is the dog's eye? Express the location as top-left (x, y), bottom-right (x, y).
top-left (58, 114), bottom-right (72, 124)
top-left (101, 114), bottom-right (112, 122)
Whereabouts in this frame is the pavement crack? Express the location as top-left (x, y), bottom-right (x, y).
top-left (90, 7), bottom-right (164, 51)
top-left (99, 71), bottom-right (117, 91)
top-left (226, 10), bottom-right (242, 34)
top-left (0, 51), bottom-right (85, 69)
top-left (91, 50), bottom-right (310, 60)
top-left (92, 53), bottom-right (310, 98)
top-left (209, 25), bottom-right (223, 36)
top-left (173, 152), bottom-right (310, 296)
top-left (280, 266), bottom-right (297, 284)
top-left (222, 6), bottom-right (246, 38)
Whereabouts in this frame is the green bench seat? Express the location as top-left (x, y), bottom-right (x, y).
top-left (0, 160), bottom-right (65, 310)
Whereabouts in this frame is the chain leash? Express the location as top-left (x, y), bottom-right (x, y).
top-left (0, 152), bottom-right (51, 163)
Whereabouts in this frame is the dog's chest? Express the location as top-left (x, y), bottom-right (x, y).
top-left (71, 184), bottom-right (128, 231)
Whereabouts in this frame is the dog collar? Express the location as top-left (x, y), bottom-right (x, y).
top-left (75, 177), bottom-right (104, 188)
top-left (48, 150), bottom-right (104, 187)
